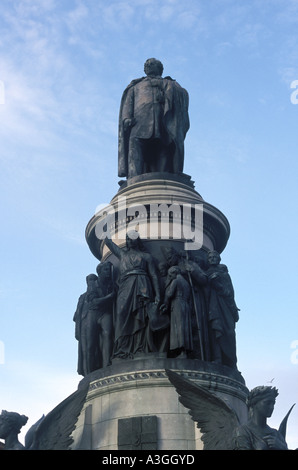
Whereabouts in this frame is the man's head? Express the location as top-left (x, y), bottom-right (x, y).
top-left (163, 247), bottom-right (180, 266)
top-left (144, 58), bottom-right (164, 77)
top-left (208, 250), bottom-right (221, 266)
top-left (96, 262), bottom-right (112, 280)
top-left (168, 266), bottom-right (180, 280)
top-left (86, 274), bottom-right (97, 286)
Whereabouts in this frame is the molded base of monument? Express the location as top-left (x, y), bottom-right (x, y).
top-left (70, 355), bottom-right (248, 450)
top-left (85, 173), bottom-right (230, 262)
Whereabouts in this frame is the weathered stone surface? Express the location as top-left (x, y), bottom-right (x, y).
top-left (71, 357), bottom-right (247, 450)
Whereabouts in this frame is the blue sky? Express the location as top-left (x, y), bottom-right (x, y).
top-left (0, 0), bottom-right (297, 448)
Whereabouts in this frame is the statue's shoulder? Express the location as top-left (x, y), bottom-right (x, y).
top-left (125, 77), bottom-right (146, 90)
top-left (218, 264), bottom-right (228, 273)
top-left (120, 78), bottom-right (146, 107)
top-left (164, 77), bottom-right (188, 97)
top-left (142, 250), bottom-right (152, 260)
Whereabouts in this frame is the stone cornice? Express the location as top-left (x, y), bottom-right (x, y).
top-left (78, 356), bottom-right (248, 403)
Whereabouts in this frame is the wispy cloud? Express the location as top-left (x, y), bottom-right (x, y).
top-left (41, 215), bottom-right (86, 246)
top-left (66, 0), bottom-right (89, 28)
top-left (0, 2), bottom-right (118, 188)
top-left (277, 33), bottom-right (298, 86)
top-left (102, 2), bottom-right (135, 29)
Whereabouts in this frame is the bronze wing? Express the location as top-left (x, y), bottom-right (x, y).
top-left (26, 383), bottom-right (89, 450)
top-left (166, 369), bottom-right (241, 450)
top-left (278, 403), bottom-right (295, 440)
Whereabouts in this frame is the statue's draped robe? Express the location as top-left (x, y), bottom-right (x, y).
top-left (206, 264), bottom-right (239, 368)
top-left (105, 240), bottom-right (159, 358)
top-left (73, 287), bottom-right (100, 376)
top-left (164, 274), bottom-right (192, 351)
top-left (235, 423), bottom-right (288, 450)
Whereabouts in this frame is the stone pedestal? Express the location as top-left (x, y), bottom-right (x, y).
top-left (85, 173), bottom-right (230, 263)
top-left (70, 356), bottom-right (248, 450)
top-left (70, 173), bottom-right (245, 450)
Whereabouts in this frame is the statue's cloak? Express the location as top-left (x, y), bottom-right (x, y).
top-left (118, 76), bottom-right (189, 177)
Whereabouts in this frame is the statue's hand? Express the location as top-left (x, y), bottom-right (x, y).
top-left (209, 272), bottom-right (219, 280)
top-left (264, 434), bottom-right (288, 450)
top-left (184, 262), bottom-right (192, 272)
top-left (123, 118), bottom-right (136, 131)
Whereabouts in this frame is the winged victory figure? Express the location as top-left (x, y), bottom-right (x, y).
top-left (166, 369), bottom-right (295, 450)
top-left (0, 384), bottom-right (89, 450)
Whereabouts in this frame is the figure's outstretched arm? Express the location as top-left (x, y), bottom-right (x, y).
top-left (104, 237), bottom-right (122, 259)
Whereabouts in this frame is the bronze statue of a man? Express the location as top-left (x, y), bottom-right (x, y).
top-left (118, 58), bottom-right (190, 178)
top-left (73, 274), bottom-right (100, 376)
top-left (205, 250), bottom-right (240, 369)
top-left (160, 266), bottom-right (192, 358)
top-left (94, 262), bottom-right (115, 369)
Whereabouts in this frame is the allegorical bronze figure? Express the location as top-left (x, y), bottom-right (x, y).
top-left (205, 250), bottom-right (240, 369)
top-left (94, 262), bottom-right (115, 369)
top-left (160, 266), bottom-right (192, 358)
top-left (73, 274), bottom-right (100, 376)
top-left (104, 232), bottom-right (161, 358)
top-left (0, 410), bottom-right (28, 450)
top-left (166, 370), bottom-right (295, 450)
top-left (235, 386), bottom-right (291, 450)
top-left (0, 385), bottom-right (89, 450)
